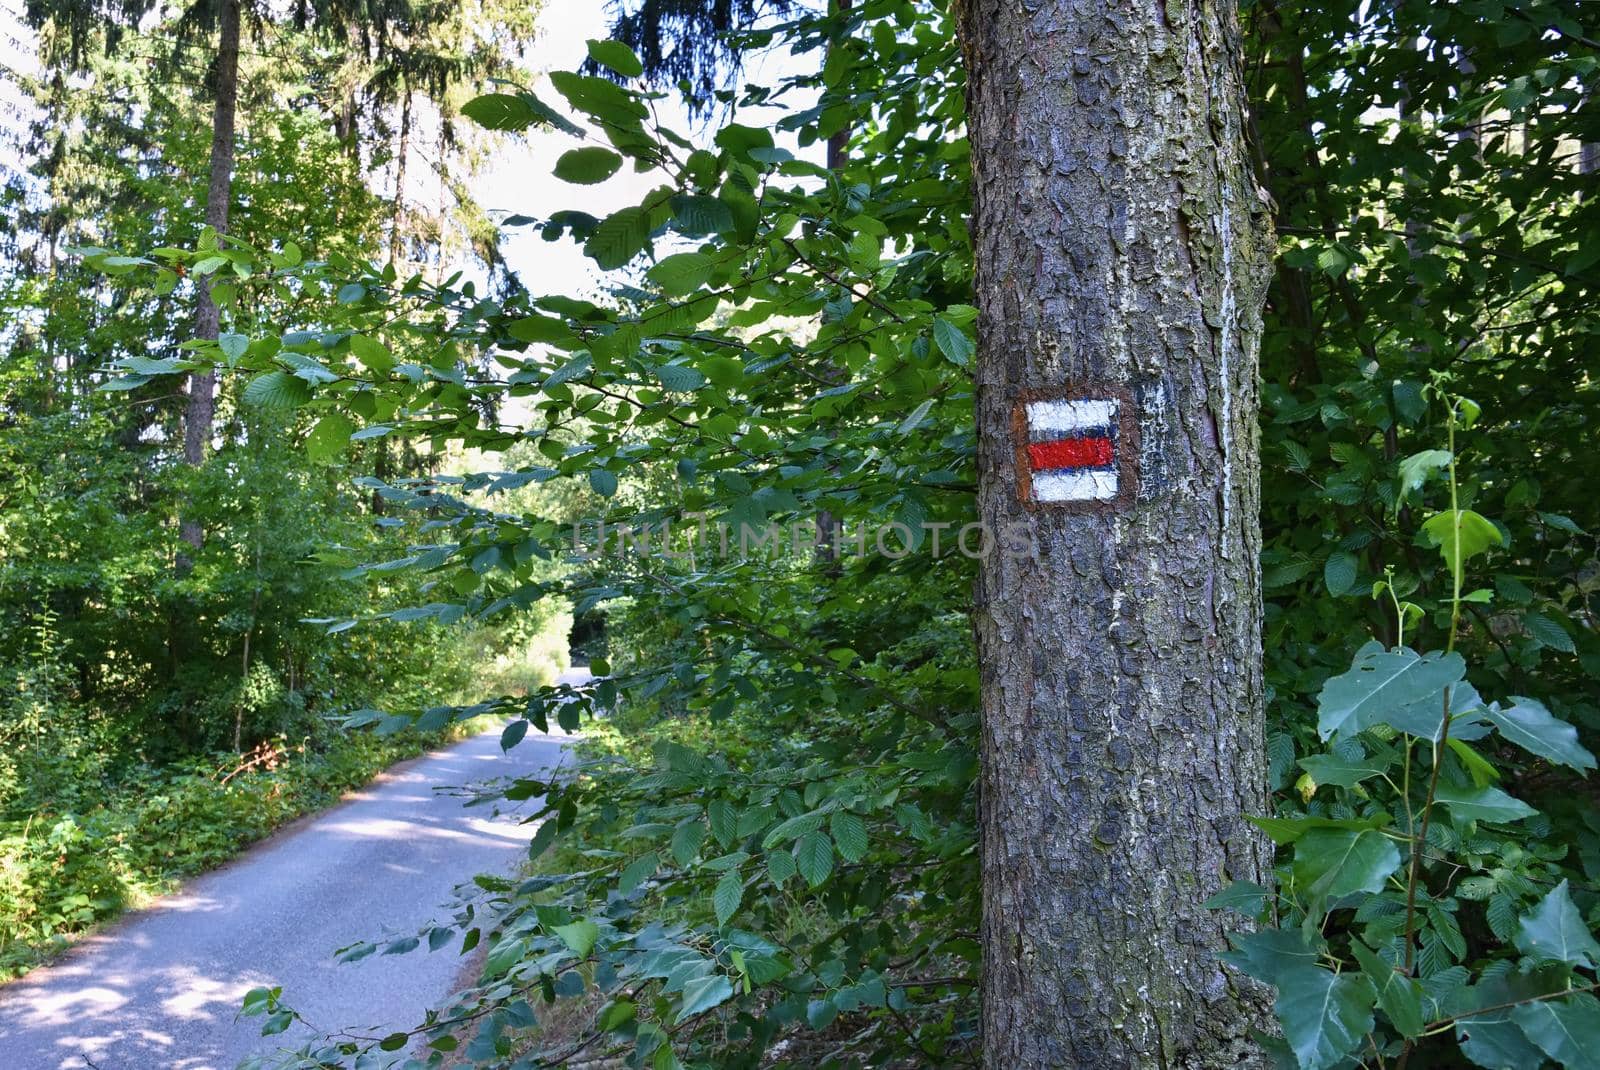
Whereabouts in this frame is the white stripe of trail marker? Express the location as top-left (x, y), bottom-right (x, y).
top-left (1032, 469), bottom-right (1118, 502)
top-left (1025, 398), bottom-right (1118, 434)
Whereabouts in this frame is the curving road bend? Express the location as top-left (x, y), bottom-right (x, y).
top-left (0, 669), bottom-right (587, 1070)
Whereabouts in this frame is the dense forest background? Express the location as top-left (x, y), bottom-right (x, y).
top-left (1, 0), bottom-right (1598, 1067)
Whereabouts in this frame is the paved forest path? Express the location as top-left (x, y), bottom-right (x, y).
top-left (0, 669), bottom-right (587, 1070)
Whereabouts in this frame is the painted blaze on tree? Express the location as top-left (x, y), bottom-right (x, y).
top-left (959, 0), bottom-right (1277, 1066)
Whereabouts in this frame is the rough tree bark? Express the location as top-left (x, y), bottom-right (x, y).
top-left (958, 0), bottom-right (1276, 1065)
top-left (179, 0), bottom-right (241, 557)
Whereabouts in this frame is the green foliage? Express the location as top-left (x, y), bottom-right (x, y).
top-left (63, 0), bottom-right (1600, 1066)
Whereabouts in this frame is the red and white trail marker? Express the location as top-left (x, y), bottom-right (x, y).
top-left (1013, 393), bottom-right (1134, 507)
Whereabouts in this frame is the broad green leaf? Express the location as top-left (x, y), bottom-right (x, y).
top-left (1422, 508), bottom-right (1503, 579)
top-left (760, 811), bottom-right (823, 849)
top-left (1323, 552), bottom-right (1358, 596)
top-left (1515, 880), bottom-right (1600, 968)
top-left (830, 810), bottom-right (868, 862)
top-left (1203, 880), bottom-right (1270, 917)
top-left (350, 334), bottom-right (395, 373)
top-left (554, 147), bottom-right (624, 185)
top-left (218, 332), bottom-right (248, 362)
top-left (655, 364), bottom-right (707, 392)
top-left (1274, 965), bottom-right (1376, 1070)
top-left (1433, 782), bottom-right (1537, 824)
top-left (619, 852), bottom-right (658, 894)
top-left (589, 468), bottom-right (618, 497)
top-left (1350, 941), bottom-right (1424, 1038)
top-left (1397, 448), bottom-right (1452, 494)
top-left (584, 207), bottom-right (649, 270)
top-left (1316, 647), bottom-right (1465, 742)
top-left (647, 252), bottom-right (714, 295)
top-left (1385, 679), bottom-right (1492, 743)
top-left (671, 819), bottom-right (707, 866)
top-left (553, 920), bottom-right (599, 958)
top-left (795, 831), bottom-right (834, 887)
top-left (242, 370), bottom-right (312, 410)
top-left (1220, 926), bottom-right (1321, 986)
top-left (1510, 994), bottom-right (1600, 1069)
top-left (1525, 612), bottom-right (1576, 653)
top-left (1453, 970), bottom-right (1566, 1069)
top-left (305, 414), bottom-right (355, 464)
top-left (931, 316), bottom-right (974, 366)
top-left (674, 973), bottom-right (733, 1024)
top-left (1299, 747), bottom-right (1394, 788)
top-left (1292, 827), bottom-right (1402, 901)
top-left (713, 869), bottom-right (742, 926)
top-left (500, 719), bottom-right (529, 751)
top-left (1486, 697), bottom-right (1597, 771)
top-left (586, 38), bottom-right (644, 78)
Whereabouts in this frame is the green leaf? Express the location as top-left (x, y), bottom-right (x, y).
top-left (587, 38), bottom-right (644, 77)
top-left (1486, 697), bottom-right (1597, 771)
top-left (619, 852), bottom-right (658, 894)
top-left (463, 93), bottom-right (533, 130)
top-left (713, 869), bottom-right (742, 926)
top-left (1454, 970), bottom-right (1566, 1068)
top-left (350, 334), bottom-right (395, 373)
top-left (305, 414), bottom-right (355, 464)
top-left (1203, 880), bottom-right (1270, 917)
top-left (1525, 612), bottom-right (1576, 653)
top-left (1510, 993), bottom-right (1600, 1069)
top-left (1515, 880), bottom-right (1600, 969)
top-left (1323, 552), bottom-right (1358, 596)
top-left (500, 719), bottom-right (529, 751)
top-left (1397, 449), bottom-right (1452, 494)
top-left (647, 252), bottom-right (714, 295)
top-left (1299, 748), bottom-right (1393, 789)
top-left (337, 283), bottom-right (368, 304)
top-left (1422, 508), bottom-right (1503, 578)
top-left (218, 332), bottom-right (249, 363)
top-left (795, 831), bottom-right (834, 887)
top-left (931, 316), bottom-right (974, 366)
top-left (1274, 965), bottom-right (1375, 1070)
top-left (1219, 927), bottom-right (1321, 986)
top-left (1432, 782), bottom-right (1537, 823)
top-left (1350, 941), bottom-right (1424, 1038)
top-left (898, 398), bottom-right (934, 435)
top-left (1316, 647), bottom-right (1466, 742)
top-left (584, 207), bottom-right (649, 270)
top-left (242, 370), bottom-right (312, 410)
top-left (553, 920), bottom-right (599, 958)
top-left (1291, 827), bottom-right (1402, 901)
top-left (554, 147), bottom-right (624, 185)
top-left (760, 811), bottom-right (823, 849)
top-left (589, 468), bottom-right (618, 498)
top-left (674, 973), bottom-right (733, 1024)
top-left (671, 819), bottom-right (707, 866)
top-left (655, 364), bottom-right (706, 392)
top-left (829, 811), bottom-right (868, 863)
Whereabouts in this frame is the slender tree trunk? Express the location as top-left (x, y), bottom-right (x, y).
top-left (179, 0), bottom-right (241, 557)
top-left (958, 1), bottom-right (1276, 1065)
top-left (389, 86), bottom-right (412, 265)
top-left (813, 0), bottom-right (850, 564)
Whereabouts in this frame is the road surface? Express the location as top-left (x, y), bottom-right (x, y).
top-left (0, 670), bottom-right (588, 1070)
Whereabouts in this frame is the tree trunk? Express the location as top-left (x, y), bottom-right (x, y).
top-left (958, 1), bottom-right (1276, 1066)
top-left (179, 0), bottom-right (241, 557)
top-left (390, 86), bottom-right (412, 266)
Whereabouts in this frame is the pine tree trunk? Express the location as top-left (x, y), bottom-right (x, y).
top-left (179, 0), bottom-right (241, 556)
top-left (958, 1), bottom-right (1276, 1065)
top-left (390, 86), bottom-right (412, 266)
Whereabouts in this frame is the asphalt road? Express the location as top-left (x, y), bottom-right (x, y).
top-left (0, 670), bottom-right (587, 1070)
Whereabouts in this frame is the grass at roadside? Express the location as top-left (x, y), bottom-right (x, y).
top-left (0, 718), bottom-right (492, 980)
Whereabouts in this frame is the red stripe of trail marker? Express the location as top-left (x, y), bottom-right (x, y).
top-left (1027, 436), bottom-right (1113, 472)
